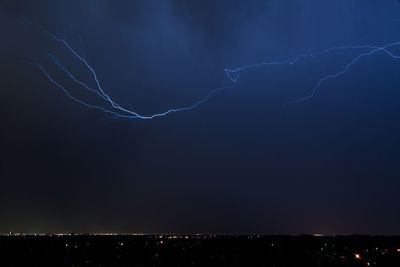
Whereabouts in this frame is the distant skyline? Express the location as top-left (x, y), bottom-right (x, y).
top-left (1, 0), bottom-right (400, 234)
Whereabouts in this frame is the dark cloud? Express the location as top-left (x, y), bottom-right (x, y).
top-left (1, 0), bottom-right (400, 234)
top-left (169, 0), bottom-right (269, 42)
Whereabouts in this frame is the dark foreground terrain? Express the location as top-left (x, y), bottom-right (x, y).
top-left (1, 235), bottom-right (400, 266)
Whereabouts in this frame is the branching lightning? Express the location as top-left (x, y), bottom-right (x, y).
top-left (27, 21), bottom-right (400, 120)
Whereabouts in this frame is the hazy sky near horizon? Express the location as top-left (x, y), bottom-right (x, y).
top-left (1, 0), bottom-right (400, 234)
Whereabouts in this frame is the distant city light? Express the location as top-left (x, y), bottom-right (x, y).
top-left (2, 234), bottom-right (400, 265)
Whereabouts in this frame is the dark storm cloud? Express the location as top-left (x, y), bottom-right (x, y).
top-left (1, 0), bottom-right (400, 234)
top-left (169, 0), bottom-right (269, 43)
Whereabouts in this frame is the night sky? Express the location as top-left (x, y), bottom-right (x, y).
top-left (1, 0), bottom-right (400, 234)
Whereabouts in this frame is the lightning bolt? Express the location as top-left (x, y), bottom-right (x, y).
top-left (224, 43), bottom-right (400, 107)
top-left (284, 43), bottom-right (400, 106)
top-left (27, 21), bottom-right (400, 120)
